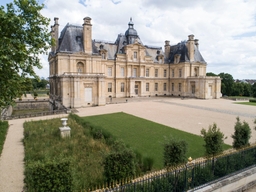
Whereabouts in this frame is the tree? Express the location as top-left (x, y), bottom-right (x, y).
top-left (242, 82), bottom-right (252, 97)
top-left (206, 72), bottom-right (217, 76)
top-left (0, 0), bottom-right (51, 108)
top-left (231, 117), bottom-right (251, 149)
top-left (201, 123), bottom-right (226, 158)
top-left (219, 73), bottom-right (234, 96)
top-left (252, 83), bottom-right (256, 98)
top-left (232, 82), bottom-right (244, 96)
top-left (163, 136), bottom-right (188, 169)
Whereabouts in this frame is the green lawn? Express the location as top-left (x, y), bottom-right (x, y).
top-left (83, 112), bottom-right (231, 169)
top-left (0, 121), bottom-right (8, 156)
top-left (234, 102), bottom-right (256, 106)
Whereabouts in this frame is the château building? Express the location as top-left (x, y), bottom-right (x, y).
top-left (48, 17), bottom-right (222, 108)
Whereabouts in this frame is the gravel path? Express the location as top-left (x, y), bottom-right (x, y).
top-left (0, 98), bottom-right (255, 191)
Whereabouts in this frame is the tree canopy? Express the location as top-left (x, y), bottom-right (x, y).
top-left (0, 0), bottom-right (51, 108)
top-left (219, 73), bottom-right (234, 96)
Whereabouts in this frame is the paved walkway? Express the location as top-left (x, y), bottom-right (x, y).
top-left (0, 97), bottom-right (255, 191)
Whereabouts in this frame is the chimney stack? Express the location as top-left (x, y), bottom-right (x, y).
top-left (83, 17), bottom-right (92, 54)
top-left (187, 34), bottom-right (195, 62)
top-left (53, 17), bottom-right (59, 51)
top-left (164, 40), bottom-right (171, 61)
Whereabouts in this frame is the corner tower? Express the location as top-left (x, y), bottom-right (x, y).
top-left (83, 17), bottom-right (92, 54)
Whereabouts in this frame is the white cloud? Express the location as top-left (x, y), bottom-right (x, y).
top-left (24, 0), bottom-right (256, 79)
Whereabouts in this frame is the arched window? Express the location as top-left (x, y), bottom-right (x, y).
top-left (77, 62), bottom-right (84, 73)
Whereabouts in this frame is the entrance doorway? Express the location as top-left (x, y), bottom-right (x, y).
top-left (135, 84), bottom-right (138, 95)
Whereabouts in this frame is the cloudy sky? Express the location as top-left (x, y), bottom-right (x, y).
top-left (1, 0), bottom-right (256, 79)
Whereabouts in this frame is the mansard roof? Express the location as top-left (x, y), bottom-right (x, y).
top-left (56, 20), bottom-right (205, 64)
top-left (169, 41), bottom-right (206, 64)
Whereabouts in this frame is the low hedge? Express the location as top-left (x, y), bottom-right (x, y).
top-left (249, 99), bottom-right (256, 103)
top-left (25, 158), bottom-right (72, 192)
top-left (0, 120), bottom-right (8, 156)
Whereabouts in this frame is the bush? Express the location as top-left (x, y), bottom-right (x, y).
top-left (249, 99), bottom-right (256, 103)
top-left (0, 121), bottom-right (8, 155)
top-left (25, 158), bottom-right (72, 192)
top-left (201, 123), bottom-right (226, 157)
top-left (163, 136), bottom-right (188, 169)
top-left (232, 117), bottom-right (251, 149)
top-left (103, 147), bottom-right (136, 183)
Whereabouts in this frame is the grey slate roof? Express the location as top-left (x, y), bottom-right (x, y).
top-left (169, 41), bottom-right (205, 64)
top-left (57, 22), bottom-right (205, 64)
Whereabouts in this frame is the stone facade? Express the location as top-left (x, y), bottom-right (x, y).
top-left (48, 17), bottom-right (221, 108)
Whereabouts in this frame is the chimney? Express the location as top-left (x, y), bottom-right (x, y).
top-left (187, 34), bottom-right (195, 62)
top-left (83, 17), bottom-right (92, 54)
top-left (164, 40), bottom-right (171, 60)
top-left (50, 25), bottom-right (55, 52)
top-left (54, 17), bottom-right (59, 51)
top-left (195, 39), bottom-right (199, 49)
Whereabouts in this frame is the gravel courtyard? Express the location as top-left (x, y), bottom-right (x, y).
top-left (0, 97), bottom-right (255, 191)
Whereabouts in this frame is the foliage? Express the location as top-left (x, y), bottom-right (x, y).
top-left (0, 121), bottom-right (8, 156)
top-left (82, 112), bottom-right (231, 169)
top-left (232, 117), bottom-right (251, 149)
top-left (25, 158), bottom-right (72, 192)
top-left (201, 123), bottom-right (226, 157)
top-left (0, 0), bottom-right (51, 108)
top-left (163, 136), bottom-right (188, 168)
top-left (254, 118), bottom-right (256, 131)
top-left (32, 77), bottom-right (49, 90)
top-left (23, 117), bottom-right (109, 191)
top-left (206, 72), bottom-right (217, 76)
top-left (114, 146), bottom-right (256, 192)
top-left (232, 82), bottom-right (244, 96)
top-left (249, 99), bottom-right (256, 103)
top-left (252, 83), bottom-right (256, 97)
top-left (103, 142), bottom-right (136, 183)
top-left (219, 73), bottom-right (234, 96)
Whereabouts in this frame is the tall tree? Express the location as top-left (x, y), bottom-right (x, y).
top-left (252, 83), bottom-right (256, 98)
top-left (0, 0), bottom-right (51, 108)
top-left (218, 73), bottom-right (234, 96)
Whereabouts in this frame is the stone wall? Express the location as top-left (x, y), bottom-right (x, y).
top-left (14, 100), bottom-right (50, 110)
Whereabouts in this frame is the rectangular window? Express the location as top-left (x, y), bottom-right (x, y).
top-left (120, 67), bottom-right (124, 77)
top-left (164, 69), bottom-right (167, 77)
top-left (179, 69), bottom-right (182, 77)
top-left (179, 83), bottom-right (181, 91)
top-left (146, 83), bottom-right (149, 91)
top-left (134, 52), bottom-right (137, 59)
top-left (133, 68), bottom-right (137, 77)
top-left (172, 83), bottom-right (174, 91)
top-left (172, 69), bottom-right (174, 77)
top-left (108, 83), bottom-right (112, 92)
top-left (146, 68), bottom-right (149, 77)
top-left (108, 67), bottom-right (112, 76)
top-left (164, 83), bottom-right (167, 91)
top-left (155, 83), bottom-right (158, 91)
top-left (121, 83), bottom-right (125, 92)
top-left (155, 69), bottom-right (158, 77)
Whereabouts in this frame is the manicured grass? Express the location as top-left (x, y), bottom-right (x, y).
top-left (83, 112), bottom-right (231, 169)
top-left (234, 102), bottom-right (256, 106)
top-left (0, 121), bottom-right (8, 156)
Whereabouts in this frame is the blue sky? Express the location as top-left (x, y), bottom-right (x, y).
top-left (1, 0), bottom-right (256, 79)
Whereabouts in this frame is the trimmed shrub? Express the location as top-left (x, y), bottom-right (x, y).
top-left (25, 158), bottom-right (72, 192)
top-left (249, 99), bottom-right (256, 103)
top-left (201, 123), bottom-right (226, 157)
top-left (0, 121), bottom-right (8, 155)
top-left (232, 117), bottom-right (251, 149)
top-left (163, 137), bottom-right (188, 168)
top-left (103, 147), bottom-right (136, 183)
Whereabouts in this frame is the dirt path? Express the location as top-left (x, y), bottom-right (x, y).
top-left (0, 98), bottom-right (255, 191)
